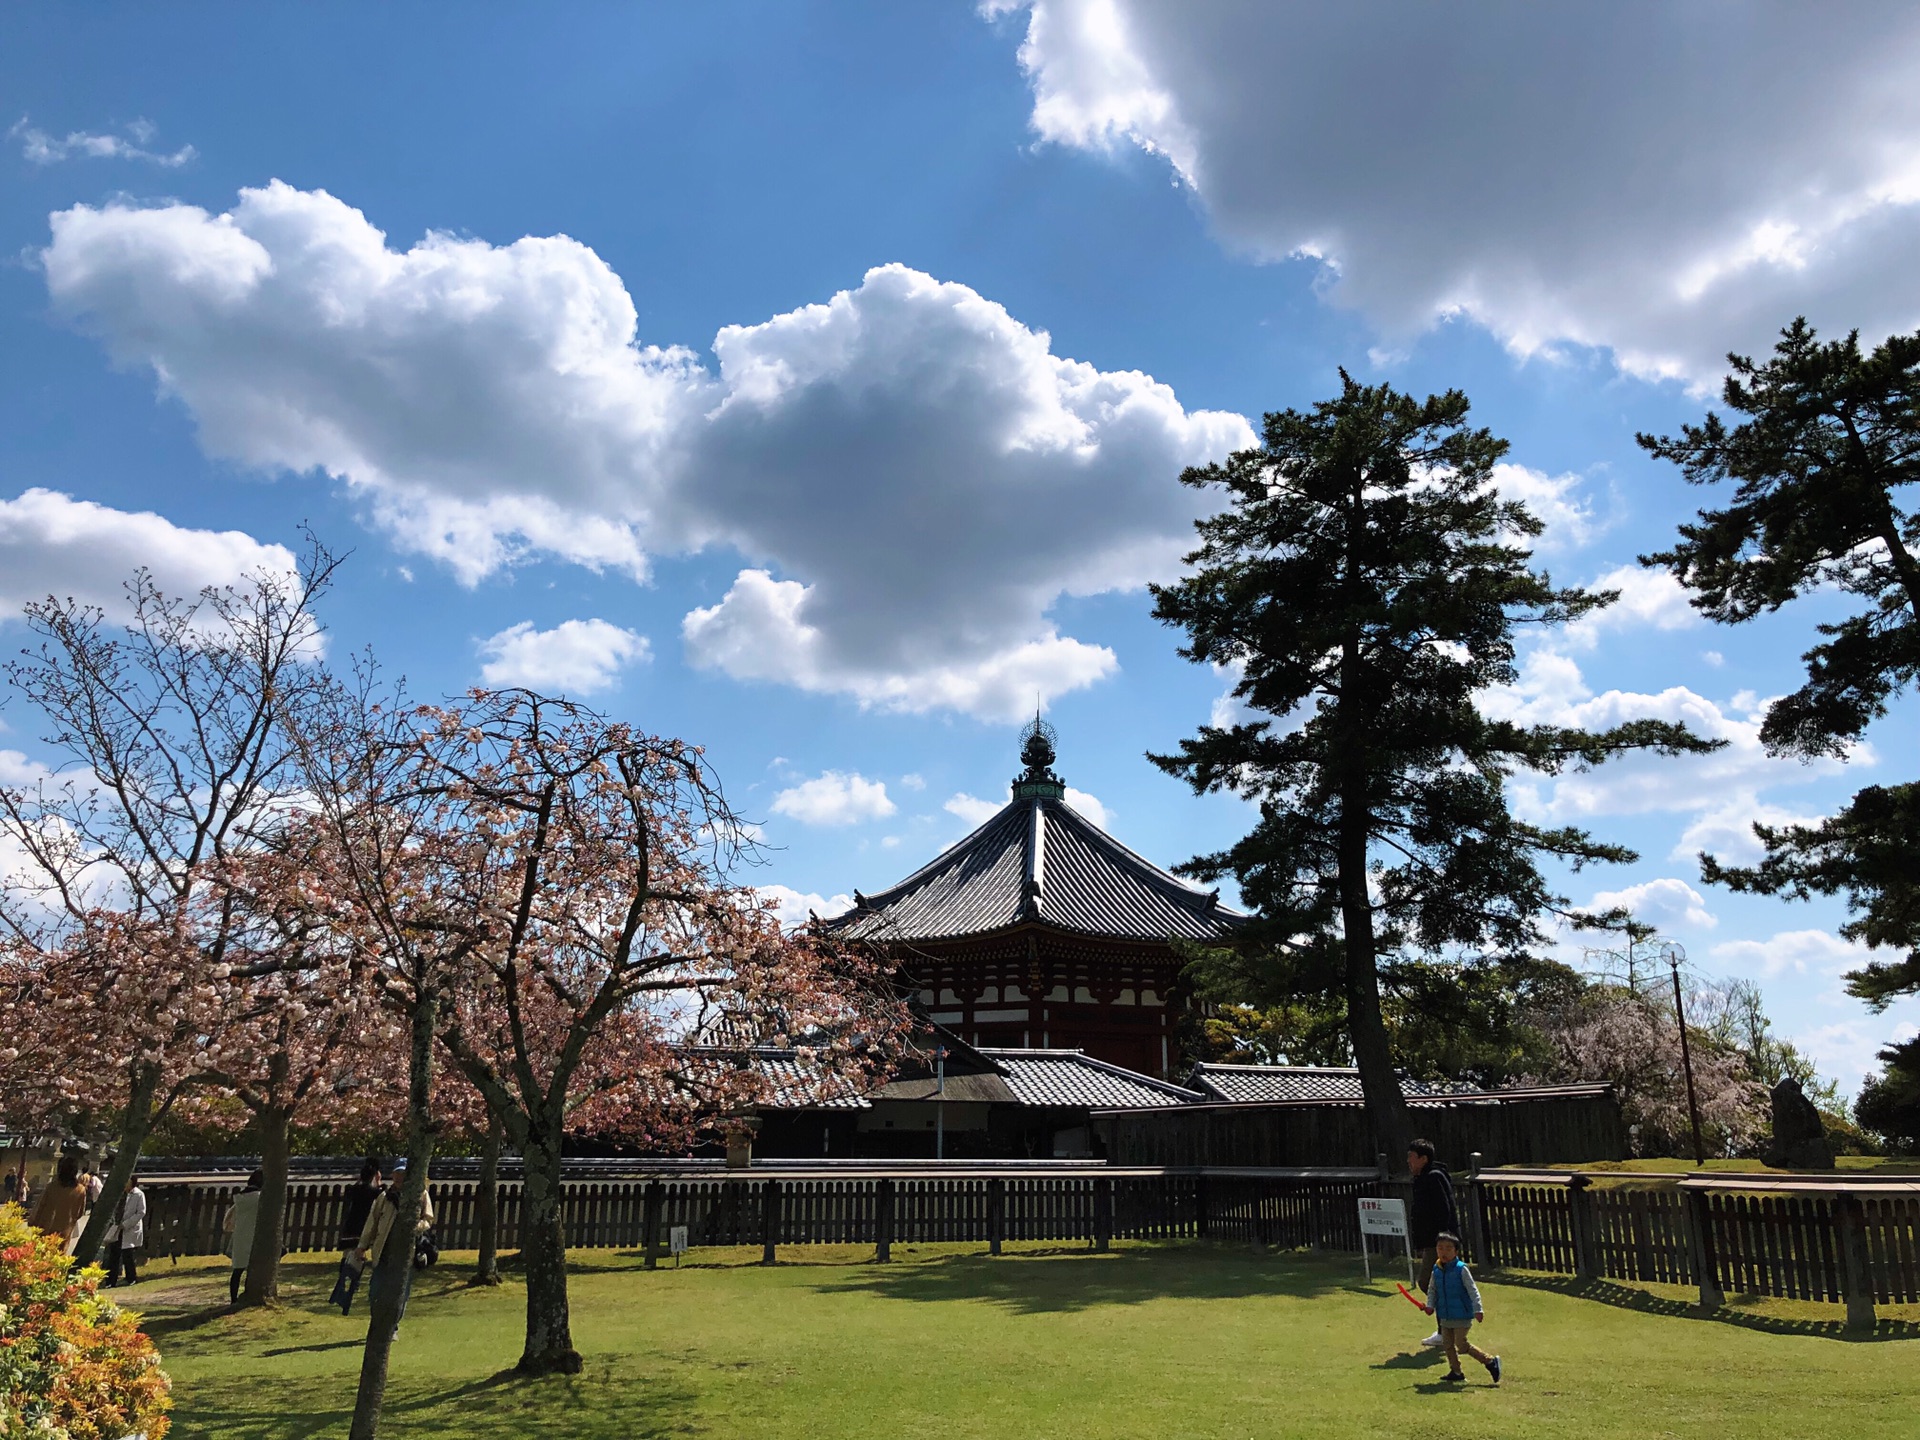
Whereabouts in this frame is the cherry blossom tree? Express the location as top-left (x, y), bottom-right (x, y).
top-left (419, 690), bottom-right (909, 1376)
top-left (0, 552), bottom-right (337, 1264)
top-left (195, 823), bottom-right (398, 1306)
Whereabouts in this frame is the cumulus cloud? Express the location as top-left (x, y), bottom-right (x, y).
top-left (1492, 464), bottom-right (1603, 554)
top-left (991, 2), bottom-right (1920, 386)
top-left (1487, 650), bottom-right (1861, 829)
top-left (43, 183), bottom-right (1249, 719)
top-left (12, 117), bottom-right (195, 168)
top-left (1675, 800), bottom-right (1825, 867)
top-left (476, 618), bottom-right (649, 695)
top-left (1788, 1016), bottom-right (1919, 1091)
top-left (1710, 928), bottom-right (1870, 981)
top-left (943, 783), bottom-right (1109, 828)
top-left (1584, 877), bottom-right (1717, 933)
top-left (770, 771), bottom-right (896, 827)
top-left (944, 792), bottom-right (1003, 827)
top-left (0, 488), bottom-right (299, 623)
top-left (756, 883), bottom-right (855, 929)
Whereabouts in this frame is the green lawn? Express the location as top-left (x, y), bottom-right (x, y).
top-left (130, 1244), bottom-right (1915, 1440)
top-left (1524, 1156), bottom-right (1920, 1176)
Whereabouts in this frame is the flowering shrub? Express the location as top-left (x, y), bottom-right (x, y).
top-left (0, 1204), bottom-right (171, 1440)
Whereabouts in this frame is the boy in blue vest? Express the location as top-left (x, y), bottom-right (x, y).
top-left (1420, 1232), bottom-right (1502, 1386)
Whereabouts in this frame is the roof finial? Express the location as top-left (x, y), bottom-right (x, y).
top-left (1014, 711), bottom-right (1065, 799)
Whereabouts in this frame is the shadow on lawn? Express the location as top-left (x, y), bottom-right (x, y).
top-left (1492, 1271), bottom-right (1920, 1343)
top-left (177, 1367), bottom-right (699, 1440)
top-left (810, 1245), bottom-right (1360, 1315)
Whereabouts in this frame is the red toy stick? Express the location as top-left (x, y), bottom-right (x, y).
top-left (1395, 1282), bottom-right (1427, 1310)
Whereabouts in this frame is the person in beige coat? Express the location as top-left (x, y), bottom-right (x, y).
top-left (28, 1154), bottom-right (89, 1252)
top-left (358, 1162), bottom-right (433, 1331)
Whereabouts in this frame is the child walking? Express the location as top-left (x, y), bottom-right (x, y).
top-left (1421, 1232), bottom-right (1502, 1386)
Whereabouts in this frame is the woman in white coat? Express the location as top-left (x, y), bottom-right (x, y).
top-left (222, 1170), bottom-right (263, 1307)
top-left (104, 1174), bottom-right (147, 1287)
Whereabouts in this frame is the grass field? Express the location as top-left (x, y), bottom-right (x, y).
top-left (1526, 1156), bottom-right (1920, 1176)
top-left (131, 1244), bottom-right (1915, 1440)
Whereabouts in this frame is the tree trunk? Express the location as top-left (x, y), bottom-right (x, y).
top-left (515, 1130), bottom-right (581, 1375)
top-left (241, 1105), bottom-right (292, 1306)
top-left (349, 987), bottom-right (437, 1440)
top-left (1337, 781), bottom-right (1411, 1162)
top-left (473, 1111), bottom-right (503, 1287)
top-left (72, 1062), bottom-right (159, 1267)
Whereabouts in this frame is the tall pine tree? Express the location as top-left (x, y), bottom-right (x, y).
top-left (1641, 321), bottom-right (1920, 1089)
top-left (1153, 374), bottom-right (1715, 1157)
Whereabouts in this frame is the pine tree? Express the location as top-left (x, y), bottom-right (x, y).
top-left (1640, 320), bottom-right (1920, 1086)
top-left (1153, 373), bottom-right (1715, 1157)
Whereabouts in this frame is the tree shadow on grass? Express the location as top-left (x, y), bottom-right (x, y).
top-left (808, 1245), bottom-right (1370, 1316)
top-left (177, 1366), bottom-right (700, 1440)
top-left (1490, 1271), bottom-right (1920, 1343)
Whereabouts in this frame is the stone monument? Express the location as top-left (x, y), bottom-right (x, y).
top-left (1764, 1076), bottom-right (1835, 1170)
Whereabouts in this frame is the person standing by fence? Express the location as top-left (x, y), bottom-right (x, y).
top-left (358, 1161), bottom-right (433, 1334)
top-left (104, 1174), bottom-right (147, 1287)
top-left (28, 1153), bottom-right (89, 1252)
top-left (1407, 1139), bottom-right (1457, 1349)
top-left (331, 1157), bottom-right (383, 1315)
top-left (223, 1171), bottom-right (263, 1306)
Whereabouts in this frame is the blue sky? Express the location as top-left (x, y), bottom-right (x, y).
top-left (4, 3), bottom-right (1916, 1090)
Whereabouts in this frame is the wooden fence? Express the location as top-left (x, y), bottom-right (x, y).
top-left (1465, 1171), bottom-right (1920, 1332)
top-left (134, 1164), bottom-right (1917, 1330)
top-left (1094, 1086), bottom-right (1626, 1169)
top-left (138, 1168), bottom-right (1356, 1266)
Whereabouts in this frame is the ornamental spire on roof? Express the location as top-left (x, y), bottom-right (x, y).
top-left (1013, 711), bottom-right (1065, 801)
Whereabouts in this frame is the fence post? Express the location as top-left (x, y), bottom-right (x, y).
top-left (1465, 1177), bottom-right (1490, 1269)
top-left (1093, 1177), bottom-right (1113, 1253)
top-left (760, 1179), bottom-right (780, 1266)
top-left (1568, 1174), bottom-right (1598, 1282)
top-left (1683, 1189), bottom-right (1722, 1310)
top-left (875, 1178), bottom-right (894, 1263)
top-left (987, 1178), bottom-right (1005, 1256)
top-left (1835, 1193), bottom-right (1878, 1335)
top-left (1195, 1171), bottom-right (1210, 1241)
top-left (642, 1180), bottom-right (664, 1271)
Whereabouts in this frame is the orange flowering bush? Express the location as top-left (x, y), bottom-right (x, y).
top-left (0, 1204), bottom-right (170, 1440)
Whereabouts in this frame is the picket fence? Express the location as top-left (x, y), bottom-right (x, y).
top-left (136, 1165), bottom-right (1915, 1330)
top-left (1467, 1171), bottom-right (1920, 1331)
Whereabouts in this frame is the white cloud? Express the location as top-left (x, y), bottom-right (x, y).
top-left (944, 792), bottom-right (1003, 827)
top-left (1710, 928), bottom-right (1870, 981)
top-left (1788, 1016), bottom-right (1919, 1093)
top-left (1675, 800), bottom-right (1824, 867)
top-left (0, 488), bottom-right (299, 623)
top-left (1564, 567), bottom-right (1700, 648)
top-left (1584, 877), bottom-right (1717, 933)
top-left (756, 884), bottom-right (855, 929)
top-left (476, 618), bottom-right (649, 695)
top-left (898, 773), bottom-right (926, 792)
top-left (770, 771), bottom-right (896, 827)
top-left (942, 783), bottom-right (1109, 828)
top-left (1491, 463), bottom-right (1602, 554)
top-left (12, 117), bottom-right (195, 168)
top-left (44, 183), bottom-right (1249, 720)
top-left (1488, 650), bottom-right (1863, 828)
top-left (992, 2), bottom-right (1920, 387)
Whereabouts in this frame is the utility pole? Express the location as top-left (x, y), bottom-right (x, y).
top-left (1665, 943), bottom-right (1707, 1168)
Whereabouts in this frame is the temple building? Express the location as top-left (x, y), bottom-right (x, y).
top-left (827, 720), bottom-right (1242, 1078)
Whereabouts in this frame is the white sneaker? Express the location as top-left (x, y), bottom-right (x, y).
top-left (1420, 1331), bottom-right (1444, 1348)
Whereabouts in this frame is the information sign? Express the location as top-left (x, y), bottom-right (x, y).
top-left (1355, 1197), bottom-right (1414, 1284)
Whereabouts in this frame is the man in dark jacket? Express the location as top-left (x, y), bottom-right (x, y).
top-left (329, 1157), bottom-right (383, 1315)
top-left (1407, 1138), bottom-right (1456, 1348)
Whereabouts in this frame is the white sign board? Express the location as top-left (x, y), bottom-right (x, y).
top-left (1357, 1197), bottom-right (1407, 1237)
top-left (1356, 1197), bottom-right (1413, 1284)
top-left (669, 1225), bottom-right (688, 1257)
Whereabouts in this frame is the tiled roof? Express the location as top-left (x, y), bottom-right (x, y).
top-left (982, 1049), bottom-right (1207, 1109)
top-left (678, 1047), bottom-right (871, 1110)
top-left (1183, 1063), bottom-right (1476, 1104)
top-left (827, 794), bottom-right (1243, 944)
